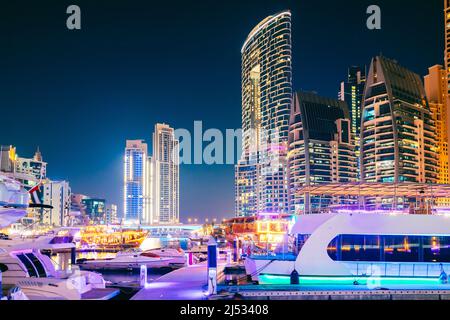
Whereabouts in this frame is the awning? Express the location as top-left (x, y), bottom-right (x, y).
top-left (295, 182), bottom-right (450, 198)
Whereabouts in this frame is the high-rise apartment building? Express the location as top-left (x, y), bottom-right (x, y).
top-left (152, 123), bottom-right (179, 224)
top-left (235, 10), bottom-right (292, 217)
top-left (124, 124), bottom-right (179, 225)
top-left (360, 56), bottom-right (439, 184)
top-left (124, 140), bottom-right (150, 224)
top-left (288, 92), bottom-right (357, 214)
top-left (444, 0), bottom-right (450, 181)
top-left (445, 0), bottom-right (450, 103)
top-left (424, 65), bottom-right (449, 184)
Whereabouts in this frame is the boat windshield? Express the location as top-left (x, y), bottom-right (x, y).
top-left (16, 253), bottom-right (47, 277)
top-left (141, 252), bottom-right (160, 258)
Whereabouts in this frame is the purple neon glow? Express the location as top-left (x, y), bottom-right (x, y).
top-left (335, 209), bottom-right (407, 215)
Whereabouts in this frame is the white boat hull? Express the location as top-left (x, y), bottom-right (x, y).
top-left (0, 208), bottom-right (27, 229)
top-left (80, 257), bottom-right (177, 270)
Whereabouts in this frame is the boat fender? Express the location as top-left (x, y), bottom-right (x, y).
top-left (439, 264), bottom-right (448, 284)
top-left (290, 269), bottom-right (300, 285)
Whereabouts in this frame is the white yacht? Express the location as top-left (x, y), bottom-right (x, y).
top-left (0, 233), bottom-right (119, 300)
top-left (78, 247), bottom-right (186, 270)
top-left (245, 212), bottom-right (450, 282)
top-left (0, 175), bottom-right (29, 228)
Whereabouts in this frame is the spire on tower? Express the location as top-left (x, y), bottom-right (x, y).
top-left (34, 146), bottom-right (42, 162)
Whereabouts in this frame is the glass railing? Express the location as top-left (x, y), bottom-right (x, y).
top-left (344, 261), bottom-right (447, 278)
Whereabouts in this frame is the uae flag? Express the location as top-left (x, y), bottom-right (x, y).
top-left (28, 182), bottom-right (53, 209)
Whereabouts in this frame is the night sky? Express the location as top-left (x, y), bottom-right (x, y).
top-left (0, 0), bottom-right (443, 222)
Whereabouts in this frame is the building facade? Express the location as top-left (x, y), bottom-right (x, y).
top-left (360, 56), bottom-right (439, 186)
top-left (105, 204), bottom-right (118, 225)
top-left (82, 198), bottom-right (106, 224)
top-left (235, 10), bottom-right (292, 217)
top-left (43, 180), bottom-right (71, 226)
top-left (235, 153), bottom-right (261, 217)
top-left (124, 140), bottom-right (150, 224)
top-left (152, 123), bottom-right (179, 224)
top-left (15, 148), bottom-right (47, 184)
top-left (0, 145), bottom-right (16, 173)
top-left (444, 0), bottom-right (450, 181)
top-left (424, 65), bottom-right (449, 184)
top-left (288, 92), bottom-right (357, 214)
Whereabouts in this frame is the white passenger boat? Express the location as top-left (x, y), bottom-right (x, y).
top-left (78, 247), bottom-right (186, 270)
top-left (245, 212), bottom-right (450, 282)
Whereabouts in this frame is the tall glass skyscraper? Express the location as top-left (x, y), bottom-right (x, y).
top-left (124, 140), bottom-right (149, 224)
top-left (360, 56), bottom-right (439, 185)
top-left (339, 66), bottom-right (366, 177)
top-left (235, 10), bottom-right (292, 217)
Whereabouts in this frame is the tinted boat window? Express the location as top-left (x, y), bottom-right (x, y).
top-left (16, 254), bottom-right (38, 277)
top-left (384, 236), bottom-right (420, 262)
top-left (25, 253), bottom-right (47, 277)
top-left (341, 235), bottom-right (381, 262)
top-left (423, 236), bottom-right (450, 262)
top-left (0, 263), bottom-right (8, 272)
top-left (327, 235), bottom-right (450, 263)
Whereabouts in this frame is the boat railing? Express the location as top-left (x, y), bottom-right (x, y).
top-left (249, 252), bottom-right (297, 261)
top-left (345, 261), bottom-right (448, 278)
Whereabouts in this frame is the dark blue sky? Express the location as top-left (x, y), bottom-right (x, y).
top-left (0, 0), bottom-right (443, 222)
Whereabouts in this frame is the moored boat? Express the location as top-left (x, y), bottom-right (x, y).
top-left (245, 212), bottom-right (450, 283)
top-left (78, 247), bottom-right (186, 270)
top-left (0, 233), bottom-right (117, 300)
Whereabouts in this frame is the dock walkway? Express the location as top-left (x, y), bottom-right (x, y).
top-left (131, 262), bottom-right (225, 300)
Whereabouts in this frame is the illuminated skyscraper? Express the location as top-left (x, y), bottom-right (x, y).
top-left (235, 152), bottom-right (261, 217)
top-left (124, 140), bottom-right (150, 224)
top-left (445, 0), bottom-right (450, 101)
top-left (152, 123), bottom-right (179, 224)
top-left (424, 65), bottom-right (449, 183)
top-left (444, 0), bottom-right (450, 180)
top-left (339, 66), bottom-right (366, 177)
top-left (288, 92), bottom-right (357, 214)
top-left (360, 56), bottom-right (438, 185)
top-left (235, 10), bottom-right (292, 217)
